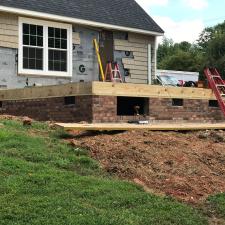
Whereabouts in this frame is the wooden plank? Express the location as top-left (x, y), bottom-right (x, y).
top-left (0, 82), bottom-right (93, 101)
top-left (56, 122), bottom-right (225, 131)
top-left (92, 82), bottom-right (216, 100)
top-left (0, 82), bottom-right (216, 101)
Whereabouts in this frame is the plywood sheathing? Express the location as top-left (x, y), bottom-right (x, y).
top-left (0, 82), bottom-right (215, 101)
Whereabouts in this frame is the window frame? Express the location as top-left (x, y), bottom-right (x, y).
top-left (18, 17), bottom-right (72, 77)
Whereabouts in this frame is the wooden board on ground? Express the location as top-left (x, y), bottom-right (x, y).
top-left (55, 122), bottom-right (225, 131)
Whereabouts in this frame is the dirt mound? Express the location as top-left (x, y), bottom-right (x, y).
top-left (69, 130), bottom-right (225, 203)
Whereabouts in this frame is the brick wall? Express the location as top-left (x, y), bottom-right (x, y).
top-left (92, 96), bottom-right (117, 123)
top-left (0, 95), bottom-right (224, 123)
top-left (91, 96), bottom-right (224, 123)
top-left (149, 98), bottom-right (224, 122)
top-left (0, 96), bottom-right (93, 122)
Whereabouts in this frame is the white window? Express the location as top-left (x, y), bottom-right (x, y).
top-left (18, 17), bottom-right (72, 77)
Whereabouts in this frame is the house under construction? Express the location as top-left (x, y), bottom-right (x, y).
top-left (0, 0), bottom-right (224, 125)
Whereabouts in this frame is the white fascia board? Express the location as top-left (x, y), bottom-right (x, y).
top-left (0, 5), bottom-right (164, 36)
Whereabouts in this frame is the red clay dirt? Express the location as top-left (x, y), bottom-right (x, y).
top-left (69, 129), bottom-right (225, 203)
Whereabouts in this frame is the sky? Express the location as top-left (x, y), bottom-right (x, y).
top-left (135, 0), bottom-right (225, 43)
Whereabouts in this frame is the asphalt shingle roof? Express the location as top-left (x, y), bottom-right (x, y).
top-left (0, 0), bottom-right (164, 34)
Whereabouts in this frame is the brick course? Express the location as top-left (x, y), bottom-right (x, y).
top-left (0, 96), bottom-right (93, 122)
top-left (149, 98), bottom-right (224, 122)
top-left (0, 95), bottom-right (224, 123)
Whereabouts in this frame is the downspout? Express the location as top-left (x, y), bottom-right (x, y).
top-left (147, 44), bottom-right (152, 85)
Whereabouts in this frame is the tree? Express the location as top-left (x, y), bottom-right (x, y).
top-left (198, 21), bottom-right (225, 49)
top-left (157, 37), bottom-right (174, 64)
top-left (198, 21), bottom-right (225, 78)
top-left (203, 33), bottom-right (225, 78)
top-left (157, 38), bottom-right (203, 72)
top-left (159, 51), bottom-right (204, 72)
top-left (157, 20), bottom-right (225, 79)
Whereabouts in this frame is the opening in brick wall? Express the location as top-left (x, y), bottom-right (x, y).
top-left (64, 96), bottom-right (75, 105)
top-left (117, 97), bottom-right (149, 116)
top-left (209, 100), bottom-right (219, 108)
top-left (172, 99), bottom-right (183, 107)
top-left (0, 101), bottom-right (2, 108)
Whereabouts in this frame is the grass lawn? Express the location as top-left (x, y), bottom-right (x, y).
top-left (206, 193), bottom-right (225, 219)
top-left (0, 119), bottom-right (209, 225)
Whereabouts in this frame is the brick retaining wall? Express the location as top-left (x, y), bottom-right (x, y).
top-left (0, 96), bottom-right (93, 123)
top-left (0, 95), bottom-right (224, 123)
top-left (149, 98), bottom-right (224, 122)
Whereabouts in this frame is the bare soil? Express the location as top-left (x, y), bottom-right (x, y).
top-left (1, 115), bottom-right (224, 204)
top-left (69, 129), bottom-right (225, 204)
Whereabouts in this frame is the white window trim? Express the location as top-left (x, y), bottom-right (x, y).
top-left (18, 17), bottom-right (73, 77)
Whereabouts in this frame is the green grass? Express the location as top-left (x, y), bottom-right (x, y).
top-left (0, 119), bottom-right (208, 225)
top-left (206, 193), bottom-right (225, 219)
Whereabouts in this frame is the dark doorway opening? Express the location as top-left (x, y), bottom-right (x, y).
top-left (117, 97), bottom-right (149, 116)
top-left (99, 30), bottom-right (114, 74)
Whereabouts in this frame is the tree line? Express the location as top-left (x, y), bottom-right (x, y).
top-left (157, 21), bottom-right (225, 79)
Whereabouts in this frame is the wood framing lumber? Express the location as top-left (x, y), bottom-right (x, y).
top-left (0, 82), bottom-right (216, 101)
top-left (55, 122), bottom-right (225, 131)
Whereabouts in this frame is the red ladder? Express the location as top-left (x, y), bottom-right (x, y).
top-left (105, 61), bottom-right (123, 83)
top-left (204, 68), bottom-right (225, 116)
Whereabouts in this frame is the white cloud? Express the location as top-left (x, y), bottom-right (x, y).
top-left (135, 0), bottom-right (169, 8)
top-left (183, 0), bottom-right (208, 10)
top-left (153, 16), bottom-right (204, 43)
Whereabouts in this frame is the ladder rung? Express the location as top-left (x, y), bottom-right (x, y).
top-left (217, 84), bottom-right (225, 87)
top-left (212, 75), bottom-right (221, 78)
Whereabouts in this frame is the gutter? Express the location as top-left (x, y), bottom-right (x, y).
top-left (0, 5), bottom-right (164, 36)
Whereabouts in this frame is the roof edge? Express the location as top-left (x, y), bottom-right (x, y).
top-left (0, 5), bottom-right (164, 36)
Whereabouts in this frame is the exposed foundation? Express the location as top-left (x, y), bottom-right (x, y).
top-left (0, 82), bottom-right (224, 123)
